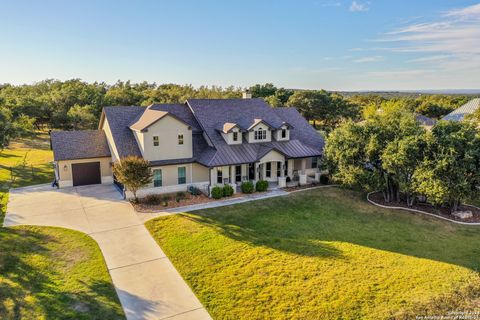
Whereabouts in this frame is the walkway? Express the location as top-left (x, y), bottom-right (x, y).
top-left (3, 184), bottom-right (211, 320)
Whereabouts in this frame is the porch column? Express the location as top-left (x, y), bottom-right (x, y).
top-left (229, 165), bottom-right (237, 194)
top-left (287, 159), bottom-right (294, 178)
top-left (278, 161), bottom-right (286, 188)
top-left (299, 158), bottom-right (307, 185)
top-left (255, 163), bottom-right (259, 181)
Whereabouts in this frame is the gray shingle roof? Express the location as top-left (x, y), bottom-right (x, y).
top-left (442, 98), bottom-right (480, 121)
top-left (51, 130), bottom-right (111, 161)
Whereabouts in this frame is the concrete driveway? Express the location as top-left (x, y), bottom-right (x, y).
top-left (4, 184), bottom-right (211, 320)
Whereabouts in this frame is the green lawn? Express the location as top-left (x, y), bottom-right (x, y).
top-left (146, 187), bottom-right (480, 320)
top-left (0, 134), bottom-right (124, 319)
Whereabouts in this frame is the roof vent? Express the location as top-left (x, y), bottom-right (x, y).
top-left (242, 90), bottom-right (252, 99)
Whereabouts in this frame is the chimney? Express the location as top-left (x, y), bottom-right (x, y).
top-left (242, 89), bottom-right (252, 99)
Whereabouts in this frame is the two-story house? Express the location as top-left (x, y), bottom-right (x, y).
top-left (51, 94), bottom-right (325, 198)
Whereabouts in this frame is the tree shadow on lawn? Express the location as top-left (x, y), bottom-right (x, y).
top-left (184, 188), bottom-right (480, 270)
top-left (0, 227), bottom-right (124, 319)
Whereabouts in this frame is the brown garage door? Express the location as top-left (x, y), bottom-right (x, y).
top-left (72, 162), bottom-right (101, 186)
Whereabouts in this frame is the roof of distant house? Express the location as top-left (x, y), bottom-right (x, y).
top-left (442, 98), bottom-right (480, 121)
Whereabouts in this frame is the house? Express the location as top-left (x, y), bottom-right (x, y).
top-left (442, 98), bottom-right (480, 121)
top-left (51, 95), bottom-right (324, 198)
top-left (415, 113), bottom-right (436, 129)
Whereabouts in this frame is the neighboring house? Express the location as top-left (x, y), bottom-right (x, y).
top-left (442, 98), bottom-right (480, 121)
top-left (51, 95), bottom-right (324, 197)
top-left (415, 113), bottom-right (436, 129)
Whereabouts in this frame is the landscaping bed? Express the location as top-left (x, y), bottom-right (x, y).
top-left (368, 191), bottom-right (480, 224)
top-left (133, 191), bottom-right (243, 212)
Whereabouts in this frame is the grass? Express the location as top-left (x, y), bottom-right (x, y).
top-left (0, 133), bottom-right (54, 193)
top-left (0, 134), bottom-right (124, 319)
top-left (146, 187), bottom-right (480, 320)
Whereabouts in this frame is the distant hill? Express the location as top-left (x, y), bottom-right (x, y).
top-left (334, 90), bottom-right (480, 98)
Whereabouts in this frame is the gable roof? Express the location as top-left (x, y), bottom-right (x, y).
top-left (130, 108), bottom-right (169, 131)
top-left (51, 130), bottom-right (111, 161)
top-left (442, 98), bottom-right (480, 121)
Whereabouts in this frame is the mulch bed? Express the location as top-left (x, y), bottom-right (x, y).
top-left (133, 192), bottom-right (243, 212)
top-left (369, 191), bottom-right (480, 223)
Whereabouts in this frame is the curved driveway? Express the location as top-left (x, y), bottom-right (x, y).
top-left (4, 184), bottom-right (211, 320)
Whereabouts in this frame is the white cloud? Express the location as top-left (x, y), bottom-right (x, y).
top-left (349, 1), bottom-right (369, 12)
top-left (444, 3), bottom-right (480, 19)
top-left (376, 3), bottom-right (480, 76)
top-left (353, 55), bottom-right (384, 63)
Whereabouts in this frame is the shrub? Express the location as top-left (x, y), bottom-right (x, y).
top-left (144, 194), bottom-right (162, 205)
top-left (189, 186), bottom-right (202, 196)
top-left (223, 184), bottom-right (234, 197)
top-left (176, 191), bottom-right (187, 202)
top-left (255, 180), bottom-right (269, 192)
top-left (211, 186), bottom-right (224, 199)
top-left (161, 195), bottom-right (171, 206)
top-left (320, 174), bottom-right (330, 185)
top-left (241, 181), bottom-right (254, 194)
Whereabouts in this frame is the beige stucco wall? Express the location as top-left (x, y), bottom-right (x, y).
top-left (274, 125), bottom-right (290, 141)
top-left (259, 150), bottom-right (285, 163)
top-left (126, 162), bottom-right (210, 199)
top-left (57, 157), bottom-right (113, 188)
top-left (221, 127), bottom-right (243, 145)
top-left (102, 117), bottom-right (120, 162)
top-left (192, 163), bottom-right (209, 182)
top-left (245, 122), bottom-right (272, 143)
top-left (134, 115), bottom-right (193, 161)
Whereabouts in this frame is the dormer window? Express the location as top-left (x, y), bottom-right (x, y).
top-left (233, 132), bottom-right (238, 142)
top-left (281, 128), bottom-right (287, 139)
top-left (153, 136), bottom-right (159, 146)
top-left (254, 127), bottom-right (267, 140)
top-left (178, 134), bottom-right (184, 145)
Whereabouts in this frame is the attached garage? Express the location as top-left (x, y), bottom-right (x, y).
top-left (72, 162), bottom-right (101, 186)
top-left (51, 130), bottom-right (113, 188)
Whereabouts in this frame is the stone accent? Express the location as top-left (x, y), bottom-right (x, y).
top-left (452, 211), bottom-right (473, 219)
top-left (299, 174), bottom-right (307, 185)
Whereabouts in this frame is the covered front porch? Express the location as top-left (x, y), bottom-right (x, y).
top-left (209, 150), bottom-right (321, 193)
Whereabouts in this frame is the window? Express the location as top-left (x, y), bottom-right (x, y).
top-left (178, 167), bottom-right (186, 184)
top-left (153, 169), bottom-right (162, 187)
top-left (276, 163), bottom-right (281, 177)
top-left (254, 127), bottom-right (267, 140)
top-left (153, 136), bottom-right (159, 146)
top-left (281, 128), bottom-right (287, 139)
top-left (312, 157), bottom-right (318, 168)
top-left (217, 169), bottom-right (223, 184)
top-left (266, 162), bottom-right (271, 178)
top-left (284, 161), bottom-right (288, 176)
top-left (235, 165), bottom-right (241, 182)
top-left (233, 131), bottom-right (238, 142)
top-left (178, 134), bottom-right (184, 145)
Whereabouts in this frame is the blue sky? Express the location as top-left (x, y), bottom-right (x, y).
top-left (1, 0), bottom-right (480, 90)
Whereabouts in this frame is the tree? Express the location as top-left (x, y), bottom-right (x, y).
top-left (287, 90), bottom-right (359, 130)
top-left (67, 105), bottom-right (97, 130)
top-left (249, 83), bottom-right (277, 98)
top-left (326, 101), bottom-right (426, 204)
top-left (0, 107), bottom-right (34, 150)
top-left (412, 121), bottom-right (480, 212)
top-left (112, 156), bottom-right (152, 202)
